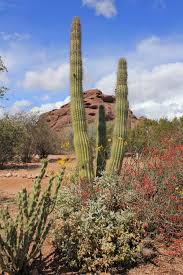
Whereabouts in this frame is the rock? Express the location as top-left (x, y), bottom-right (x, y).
top-left (39, 89), bottom-right (146, 135)
top-left (6, 172), bottom-right (12, 177)
top-left (27, 174), bottom-right (33, 179)
top-left (141, 247), bottom-right (156, 259)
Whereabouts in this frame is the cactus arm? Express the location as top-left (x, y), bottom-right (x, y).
top-left (70, 17), bottom-right (94, 181)
top-left (106, 58), bottom-right (129, 175)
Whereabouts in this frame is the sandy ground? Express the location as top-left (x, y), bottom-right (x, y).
top-left (0, 155), bottom-right (183, 274)
top-left (0, 155), bottom-right (75, 198)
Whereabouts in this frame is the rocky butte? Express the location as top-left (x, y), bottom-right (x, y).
top-left (39, 89), bottom-right (146, 134)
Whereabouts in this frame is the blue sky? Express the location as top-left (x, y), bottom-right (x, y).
top-left (0, 0), bottom-right (183, 119)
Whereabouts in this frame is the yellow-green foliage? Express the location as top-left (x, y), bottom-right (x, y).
top-left (0, 160), bottom-right (64, 275)
top-left (54, 177), bottom-right (143, 273)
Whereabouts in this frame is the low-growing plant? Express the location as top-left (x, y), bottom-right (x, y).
top-left (122, 137), bottom-right (183, 239)
top-left (54, 179), bottom-right (145, 273)
top-left (0, 160), bottom-right (64, 275)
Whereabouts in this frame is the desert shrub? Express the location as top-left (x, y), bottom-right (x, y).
top-left (0, 113), bottom-right (59, 165)
top-left (12, 112), bottom-right (38, 163)
top-left (54, 179), bottom-right (144, 273)
top-left (0, 160), bottom-right (64, 275)
top-left (33, 120), bottom-right (60, 158)
top-left (122, 136), bottom-right (183, 239)
top-left (11, 112), bottom-right (60, 161)
top-left (0, 116), bottom-right (28, 166)
top-left (127, 117), bottom-right (183, 155)
top-left (60, 126), bottom-right (74, 154)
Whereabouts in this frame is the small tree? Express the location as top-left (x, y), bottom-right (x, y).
top-left (33, 121), bottom-right (59, 159)
top-left (0, 117), bottom-right (27, 166)
top-left (13, 112), bottom-right (38, 163)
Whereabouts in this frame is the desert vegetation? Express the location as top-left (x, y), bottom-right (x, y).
top-left (0, 113), bottom-right (60, 166)
top-left (0, 17), bottom-right (183, 274)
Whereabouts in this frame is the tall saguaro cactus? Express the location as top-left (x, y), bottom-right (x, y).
top-left (70, 17), bottom-right (94, 181)
top-left (106, 58), bottom-right (129, 175)
top-left (96, 105), bottom-right (107, 177)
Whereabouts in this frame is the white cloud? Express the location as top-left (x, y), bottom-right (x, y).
top-left (10, 99), bottom-right (32, 114)
top-left (96, 62), bottom-right (183, 119)
top-left (132, 96), bottom-right (183, 120)
top-left (41, 95), bottom-right (50, 101)
top-left (136, 36), bottom-right (183, 63)
top-left (21, 63), bottom-right (69, 91)
top-left (30, 96), bottom-right (70, 114)
top-left (0, 32), bottom-right (31, 41)
top-left (96, 71), bottom-right (115, 93)
top-left (82, 0), bottom-right (117, 18)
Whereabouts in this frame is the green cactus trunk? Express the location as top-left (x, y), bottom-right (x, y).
top-left (96, 105), bottom-right (107, 177)
top-left (106, 58), bottom-right (129, 175)
top-left (70, 17), bottom-right (94, 181)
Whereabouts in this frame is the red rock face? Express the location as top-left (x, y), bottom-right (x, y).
top-left (39, 89), bottom-right (145, 133)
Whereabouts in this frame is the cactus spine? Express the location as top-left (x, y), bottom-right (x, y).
top-left (70, 17), bottom-right (94, 181)
top-left (106, 58), bottom-right (129, 175)
top-left (96, 105), bottom-right (107, 177)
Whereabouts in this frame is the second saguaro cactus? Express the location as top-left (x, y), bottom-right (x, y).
top-left (96, 105), bottom-right (107, 177)
top-left (106, 58), bottom-right (129, 175)
top-left (70, 17), bottom-right (94, 181)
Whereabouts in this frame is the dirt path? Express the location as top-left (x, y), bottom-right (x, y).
top-left (0, 155), bottom-right (75, 199)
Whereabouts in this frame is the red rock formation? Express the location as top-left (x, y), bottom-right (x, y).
top-left (39, 89), bottom-right (145, 133)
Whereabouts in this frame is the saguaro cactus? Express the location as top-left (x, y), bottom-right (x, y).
top-left (106, 58), bottom-right (129, 175)
top-left (96, 105), bottom-right (107, 177)
top-left (70, 17), bottom-right (94, 181)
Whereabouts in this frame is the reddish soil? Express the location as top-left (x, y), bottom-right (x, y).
top-left (0, 156), bottom-right (183, 275)
top-left (0, 155), bottom-right (75, 198)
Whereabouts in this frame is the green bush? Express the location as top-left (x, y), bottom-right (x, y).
top-left (0, 116), bottom-right (28, 166)
top-left (127, 117), bottom-right (183, 155)
top-left (0, 113), bottom-right (61, 165)
top-left (33, 120), bottom-right (60, 158)
top-left (0, 160), bottom-right (64, 275)
top-left (54, 178), bottom-right (144, 272)
top-left (12, 112), bottom-right (38, 163)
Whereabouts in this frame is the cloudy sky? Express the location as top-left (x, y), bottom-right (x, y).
top-left (0, 0), bottom-right (183, 119)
